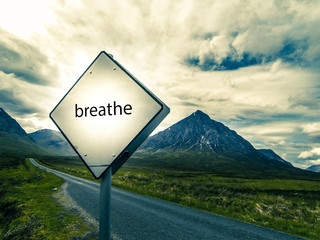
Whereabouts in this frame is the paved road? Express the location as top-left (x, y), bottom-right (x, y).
top-left (30, 158), bottom-right (307, 240)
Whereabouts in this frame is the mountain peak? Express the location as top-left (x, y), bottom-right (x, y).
top-left (192, 110), bottom-right (211, 122)
top-left (141, 110), bottom-right (257, 155)
top-left (194, 109), bottom-right (208, 116)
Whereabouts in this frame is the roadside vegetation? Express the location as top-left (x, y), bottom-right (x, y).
top-left (0, 156), bottom-right (97, 239)
top-left (37, 156), bottom-right (320, 240)
top-left (113, 167), bottom-right (320, 240)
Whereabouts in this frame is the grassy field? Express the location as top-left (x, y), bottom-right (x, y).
top-left (37, 156), bottom-right (320, 240)
top-left (0, 156), bottom-right (97, 239)
top-left (113, 168), bottom-right (320, 240)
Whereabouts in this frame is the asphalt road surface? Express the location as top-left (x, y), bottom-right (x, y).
top-left (30, 158), bottom-right (307, 240)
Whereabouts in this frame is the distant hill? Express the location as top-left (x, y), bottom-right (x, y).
top-left (0, 107), bottom-right (75, 157)
top-left (129, 110), bottom-right (317, 179)
top-left (306, 165), bottom-right (320, 173)
top-left (29, 129), bottom-right (76, 156)
top-left (0, 107), bottom-right (44, 156)
top-left (258, 149), bottom-right (292, 166)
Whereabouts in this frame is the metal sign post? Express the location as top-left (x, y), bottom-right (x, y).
top-left (99, 167), bottom-right (112, 240)
top-left (49, 51), bottom-right (169, 239)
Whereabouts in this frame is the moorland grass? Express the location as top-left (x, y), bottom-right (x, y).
top-left (0, 156), bottom-right (97, 239)
top-left (112, 168), bottom-right (320, 240)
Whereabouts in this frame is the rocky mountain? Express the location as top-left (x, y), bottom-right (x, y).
top-left (306, 165), bottom-right (320, 173)
top-left (141, 110), bottom-right (258, 156)
top-left (29, 129), bottom-right (76, 156)
top-left (129, 110), bottom-right (302, 178)
top-left (0, 107), bottom-right (43, 155)
top-left (258, 149), bottom-right (292, 166)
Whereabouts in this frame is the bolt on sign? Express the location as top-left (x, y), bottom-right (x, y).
top-left (50, 51), bottom-right (170, 179)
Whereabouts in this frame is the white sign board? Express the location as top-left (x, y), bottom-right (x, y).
top-left (50, 51), bottom-right (169, 179)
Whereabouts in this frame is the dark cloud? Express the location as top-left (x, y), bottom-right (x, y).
top-left (233, 111), bottom-right (301, 125)
top-left (181, 101), bottom-right (200, 107)
top-left (309, 134), bottom-right (320, 143)
top-left (270, 113), bottom-right (303, 121)
top-left (0, 89), bottom-right (40, 116)
top-left (185, 38), bottom-right (309, 71)
top-left (288, 143), bottom-right (311, 150)
top-left (289, 95), bottom-right (320, 110)
top-left (185, 50), bottom-right (259, 71)
top-left (0, 29), bottom-right (57, 85)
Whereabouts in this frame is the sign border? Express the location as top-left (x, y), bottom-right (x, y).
top-left (50, 51), bottom-right (169, 179)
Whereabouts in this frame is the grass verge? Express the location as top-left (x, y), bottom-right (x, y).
top-left (0, 156), bottom-right (97, 239)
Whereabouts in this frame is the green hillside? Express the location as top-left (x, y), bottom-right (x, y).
top-left (0, 131), bottom-right (45, 156)
top-left (128, 149), bottom-right (320, 180)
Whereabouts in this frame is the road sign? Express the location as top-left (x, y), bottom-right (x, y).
top-left (50, 51), bottom-right (170, 179)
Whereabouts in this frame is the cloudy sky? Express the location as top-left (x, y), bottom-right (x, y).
top-left (0, 0), bottom-right (320, 169)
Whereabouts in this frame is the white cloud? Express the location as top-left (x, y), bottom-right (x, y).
top-left (184, 1), bottom-right (320, 69)
top-left (298, 148), bottom-right (320, 159)
top-left (238, 122), bottom-right (298, 137)
top-left (300, 122), bottom-right (320, 143)
top-left (198, 35), bottom-right (233, 65)
top-left (308, 159), bottom-right (320, 166)
top-left (301, 123), bottom-right (320, 134)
